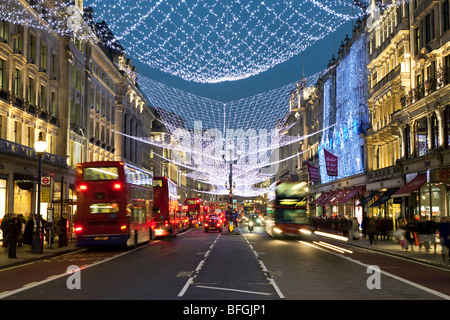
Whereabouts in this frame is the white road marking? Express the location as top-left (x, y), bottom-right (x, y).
top-left (177, 234), bottom-right (221, 297)
top-left (196, 285), bottom-right (272, 296)
top-left (242, 232), bottom-right (285, 299)
top-left (300, 241), bottom-right (450, 300)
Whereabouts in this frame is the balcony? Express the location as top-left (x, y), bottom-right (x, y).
top-left (400, 67), bottom-right (450, 108)
top-left (369, 65), bottom-right (401, 97)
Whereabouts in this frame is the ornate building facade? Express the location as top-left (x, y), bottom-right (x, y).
top-left (0, 1), bottom-right (155, 236)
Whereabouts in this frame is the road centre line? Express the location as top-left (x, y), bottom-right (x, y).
top-left (242, 233), bottom-right (285, 299)
top-left (177, 234), bottom-right (221, 297)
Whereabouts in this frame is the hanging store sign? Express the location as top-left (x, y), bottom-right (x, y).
top-left (324, 149), bottom-right (338, 177)
top-left (306, 162), bottom-right (319, 182)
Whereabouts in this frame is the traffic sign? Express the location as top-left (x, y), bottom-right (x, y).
top-left (41, 177), bottom-right (50, 185)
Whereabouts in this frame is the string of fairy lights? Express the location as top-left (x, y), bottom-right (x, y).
top-left (116, 69), bottom-right (338, 196)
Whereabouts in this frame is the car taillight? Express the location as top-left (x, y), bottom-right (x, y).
top-left (120, 225), bottom-right (127, 230)
top-left (78, 184), bottom-right (87, 191)
top-left (113, 183), bottom-right (122, 190)
top-left (165, 221), bottom-right (169, 227)
top-left (217, 223), bottom-right (221, 227)
top-left (74, 226), bottom-right (83, 233)
top-left (204, 223), bottom-right (209, 227)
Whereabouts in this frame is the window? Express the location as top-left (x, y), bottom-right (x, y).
top-left (431, 113), bottom-right (440, 149)
top-left (415, 118), bottom-right (428, 156)
top-left (40, 85), bottom-right (46, 110)
top-left (0, 59), bottom-right (6, 92)
top-left (404, 124), bottom-right (411, 158)
top-left (445, 106), bottom-right (450, 148)
top-left (14, 68), bottom-right (22, 98)
top-left (28, 77), bottom-right (35, 105)
top-left (415, 28), bottom-right (420, 55)
top-left (444, 0), bottom-right (450, 32)
top-left (28, 34), bottom-right (36, 63)
top-left (40, 44), bottom-right (47, 71)
top-left (50, 91), bottom-right (57, 115)
top-left (51, 54), bottom-right (57, 79)
top-left (82, 167), bottom-right (119, 181)
top-left (424, 13), bottom-right (433, 44)
top-left (26, 126), bottom-right (33, 148)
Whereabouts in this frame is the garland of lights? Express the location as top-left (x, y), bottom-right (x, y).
top-left (114, 69), bottom-right (336, 196)
top-left (0, 0), bottom-right (368, 83)
top-left (0, 1), bottom-right (413, 83)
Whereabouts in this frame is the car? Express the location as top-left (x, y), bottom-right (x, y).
top-left (204, 217), bottom-right (223, 232)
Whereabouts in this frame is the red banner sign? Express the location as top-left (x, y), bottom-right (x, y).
top-left (306, 162), bottom-right (319, 182)
top-left (324, 149), bottom-right (338, 176)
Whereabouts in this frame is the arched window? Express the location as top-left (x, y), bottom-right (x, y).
top-left (415, 117), bottom-right (428, 156)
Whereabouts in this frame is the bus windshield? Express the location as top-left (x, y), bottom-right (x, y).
top-left (83, 167), bottom-right (119, 181)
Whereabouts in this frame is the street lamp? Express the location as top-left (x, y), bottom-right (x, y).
top-left (33, 132), bottom-right (47, 254)
top-left (224, 145), bottom-right (242, 233)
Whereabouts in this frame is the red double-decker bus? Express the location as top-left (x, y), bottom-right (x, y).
top-left (184, 198), bottom-right (204, 226)
top-left (152, 177), bottom-right (179, 237)
top-left (74, 161), bottom-right (153, 247)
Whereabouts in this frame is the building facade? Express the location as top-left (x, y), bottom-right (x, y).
top-left (0, 1), bottom-right (155, 238)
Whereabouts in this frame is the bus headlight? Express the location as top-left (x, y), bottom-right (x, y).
top-left (299, 228), bottom-right (312, 235)
top-left (273, 227), bottom-right (283, 234)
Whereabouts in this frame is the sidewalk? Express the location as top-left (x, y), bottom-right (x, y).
top-left (339, 235), bottom-right (450, 270)
top-left (0, 239), bottom-right (82, 270)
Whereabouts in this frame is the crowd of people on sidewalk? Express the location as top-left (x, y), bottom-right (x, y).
top-left (394, 215), bottom-right (450, 261)
top-left (311, 214), bottom-right (450, 261)
top-left (0, 213), bottom-right (55, 259)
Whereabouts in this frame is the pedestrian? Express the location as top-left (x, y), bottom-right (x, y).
top-left (367, 218), bottom-right (377, 245)
top-left (17, 214), bottom-right (25, 247)
top-left (361, 215), bottom-right (368, 239)
top-left (341, 216), bottom-right (350, 237)
top-left (418, 216), bottom-right (431, 253)
top-left (438, 217), bottom-right (450, 261)
top-left (1, 214), bottom-right (10, 247)
top-left (23, 213), bottom-right (35, 252)
top-left (6, 217), bottom-right (20, 258)
top-left (350, 217), bottom-right (359, 240)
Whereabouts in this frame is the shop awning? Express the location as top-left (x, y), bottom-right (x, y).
top-left (392, 174), bottom-right (427, 197)
top-left (313, 192), bottom-right (329, 205)
top-left (329, 188), bottom-right (350, 205)
top-left (369, 188), bottom-right (399, 207)
top-left (316, 191), bottom-right (333, 206)
top-left (337, 185), bottom-right (365, 204)
top-left (321, 189), bottom-right (341, 206)
top-left (357, 191), bottom-right (378, 206)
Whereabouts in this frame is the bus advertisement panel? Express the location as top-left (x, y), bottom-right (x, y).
top-left (266, 180), bottom-right (313, 239)
top-left (74, 161), bottom-right (153, 247)
top-left (152, 177), bottom-right (179, 237)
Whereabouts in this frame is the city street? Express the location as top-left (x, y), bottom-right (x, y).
top-left (1, 225), bottom-right (449, 302)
